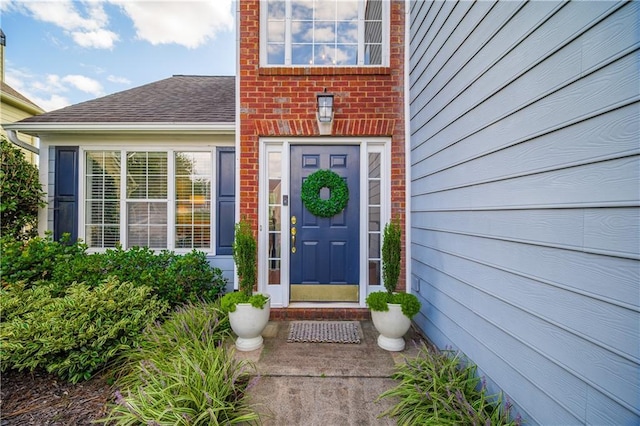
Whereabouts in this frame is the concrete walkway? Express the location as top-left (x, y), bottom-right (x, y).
top-left (235, 320), bottom-right (425, 425)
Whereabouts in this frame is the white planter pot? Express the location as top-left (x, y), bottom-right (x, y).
top-left (228, 296), bottom-right (271, 351)
top-left (370, 303), bottom-right (411, 351)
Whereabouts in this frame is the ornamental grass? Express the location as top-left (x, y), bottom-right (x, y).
top-left (378, 343), bottom-right (521, 426)
top-left (102, 301), bottom-right (260, 425)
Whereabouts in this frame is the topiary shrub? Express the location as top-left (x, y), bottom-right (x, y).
top-left (0, 137), bottom-right (46, 240)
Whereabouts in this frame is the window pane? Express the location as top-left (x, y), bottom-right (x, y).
top-left (268, 260), bottom-right (281, 284)
top-left (315, 0), bottom-right (336, 20)
top-left (368, 153), bottom-right (381, 178)
top-left (369, 206), bottom-right (380, 231)
top-left (269, 180), bottom-right (282, 204)
top-left (269, 206), bottom-right (281, 231)
top-left (292, 44), bottom-right (313, 64)
top-left (364, 0), bottom-right (382, 20)
top-left (85, 151), bottom-right (120, 248)
top-left (365, 43), bottom-right (382, 65)
top-left (267, 0), bottom-right (286, 19)
top-left (315, 44), bottom-right (336, 65)
top-left (337, 1), bottom-right (358, 20)
top-left (315, 22), bottom-right (335, 43)
top-left (337, 21), bottom-right (357, 43)
top-left (268, 20), bottom-right (286, 42)
top-left (369, 232), bottom-right (380, 258)
top-left (175, 152), bottom-right (212, 250)
top-left (369, 180), bottom-right (380, 205)
top-left (292, 0), bottom-right (313, 19)
top-left (292, 20), bottom-right (313, 43)
top-left (268, 233), bottom-right (281, 258)
top-left (127, 152), bottom-right (167, 199)
top-left (127, 202), bottom-right (167, 248)
top-left (336, 44), bottom-right (357, 65)
top-left (369, 260), bottom-right (380, 286)
top-left (268, 43), bottom-right (285, 64)
top-left (364, 21), bottom-right (382, 43)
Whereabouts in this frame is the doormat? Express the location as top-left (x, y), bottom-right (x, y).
top-left (287, 321), bottom-right (361, 344)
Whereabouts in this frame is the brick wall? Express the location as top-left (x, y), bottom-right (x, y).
top-left (239, 0), bottom-right (407, 291)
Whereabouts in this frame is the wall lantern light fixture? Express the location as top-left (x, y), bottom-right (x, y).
top-left (317, 92), bottom-right (334, 123)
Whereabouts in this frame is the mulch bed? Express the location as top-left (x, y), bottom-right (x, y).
top-left (1, 369), bottom-right (114, 425)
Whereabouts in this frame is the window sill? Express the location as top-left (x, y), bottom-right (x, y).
top-left (259, 66), bottom-right (392, 76)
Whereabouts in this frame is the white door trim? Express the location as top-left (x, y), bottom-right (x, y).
top-left (258, 137), bottom-right (391, 308)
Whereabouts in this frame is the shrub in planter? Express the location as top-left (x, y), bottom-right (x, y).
top-left (365, 219), bottom-right (421, 319)
top-left (220, 219), bottom-right (271, 352)
top-left (366, 219), bottom-right (421, 351)
top-left (0, 278), bottom-right (167, 383)
top-left (220, 219), bottom-right (269, 311)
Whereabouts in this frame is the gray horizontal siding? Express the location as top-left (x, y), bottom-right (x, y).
top-left (409, 1), bottom-right (640, 424)
top-left (208, 255), bottom-right (235, 293)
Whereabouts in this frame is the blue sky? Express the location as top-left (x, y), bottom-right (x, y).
top-left (1, 0), bottom-right (236, 112)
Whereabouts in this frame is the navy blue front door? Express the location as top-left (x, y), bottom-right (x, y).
top-left (290, 145), bottom-right (360, 302)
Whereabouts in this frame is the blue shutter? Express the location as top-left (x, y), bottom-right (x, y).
top-left (217, 148), bottom-right (235, 255)
top-left (54, 147), bottom-right (79, 242)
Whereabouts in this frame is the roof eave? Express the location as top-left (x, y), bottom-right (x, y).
top-left (1, 92), bottom-right (45, 115)
top-left (2, 122), bottom-right (236, 137)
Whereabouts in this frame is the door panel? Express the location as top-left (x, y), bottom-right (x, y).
top-left (290, 145), bottom-right (359, 302)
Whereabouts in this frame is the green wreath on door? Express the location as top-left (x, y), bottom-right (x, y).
top-left (301, 169), bottom-right (349, 218)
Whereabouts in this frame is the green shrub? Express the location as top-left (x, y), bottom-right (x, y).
top-left (378, 344), bottom-right (520, 425)
top-left (0, 137), bottom-right (46, 241)
top-left (232, 219), bottom-right (257, 297)
top-left (0, 278), bottom-right (167, 383)
top-left (1, 236), bottom-right (227, 307)
top-left (382, 219), bottom-right (402, 293)
top-left (0, 233), bottom-right (86, 287)
top-left (365, 291), bottom-right (421, 319)
top-left (102, 302), bottom-right (259, 425)
top-left (220, 291), bottom-right (269, 313)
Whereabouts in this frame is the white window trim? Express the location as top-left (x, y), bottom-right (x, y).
top-left (79, 145), bottom-right (227, 254)
top-left (259, 0), bottom-right (390, 67)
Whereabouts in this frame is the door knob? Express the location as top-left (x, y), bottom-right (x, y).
top-left (291, 226), bottom-right (296, 253)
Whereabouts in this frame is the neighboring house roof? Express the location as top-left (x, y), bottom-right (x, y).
top-left (1, 81), bottom-right (44, 114)
top-left (16, 75), bottom-right (235, 125)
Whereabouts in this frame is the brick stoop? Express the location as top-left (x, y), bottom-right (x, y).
top-left (270, 308), bottom-right (371, 321)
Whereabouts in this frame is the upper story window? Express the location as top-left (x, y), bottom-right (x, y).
top-left (262, 0), bottom-right (388, 66)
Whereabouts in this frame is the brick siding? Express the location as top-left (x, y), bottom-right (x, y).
top-left (239, 0), bottom-right (407, 291)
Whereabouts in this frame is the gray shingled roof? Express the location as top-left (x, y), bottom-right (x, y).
top-left (17, 75), bottom-right (235, 124)
top-left (1, 81), bottom-right (44, 112)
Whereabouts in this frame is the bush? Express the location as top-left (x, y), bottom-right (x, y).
top-left (1, 236), bottom-right (227, 307)
top-left (0, 278), bottom-right (168, 383)
top-left (102, 302), bottom-right (259, 425)
top-left (0, 233), bottom-right (86, 288)
top-left (0, 137), bottom-right (46, 240)
top-left (378, 344), bottom-right (520, 425)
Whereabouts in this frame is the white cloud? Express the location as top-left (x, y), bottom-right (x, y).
top-left (61, 75), bottom-right (104, 96)
top-left (4, 0), bottom-right (234, 50)
top-left (33, 94), bottom-right (72, 113)
top-left (107, 75), bottom-right (132, 85)
top-left (5, 67), bottom-right (103, 111)
top-left (112, 0), bottom-right (234, 48)
top-left (8, 0), bottom-right (119, 49)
